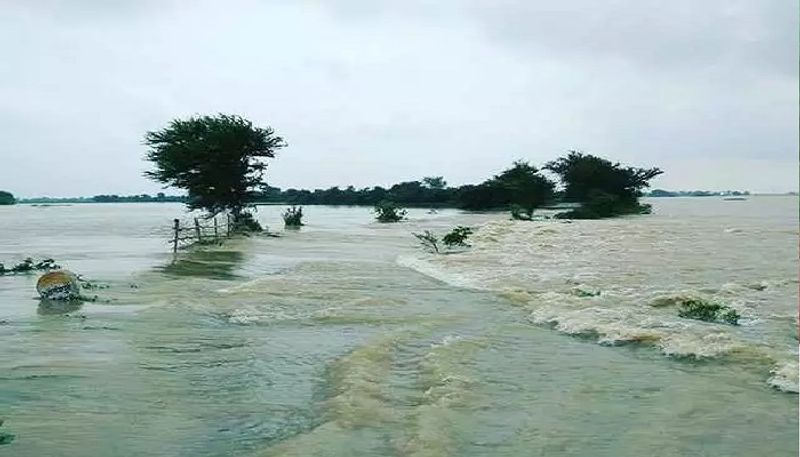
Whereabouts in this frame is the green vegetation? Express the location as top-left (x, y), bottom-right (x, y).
top-left (374, 201), bottom-right (407, 222)
top-left (412, 226), bottom-right (474, 253)
top-left (413, 230), bottom-right (441, 253)
top-left (0, 191), bottom-right (15, 205)
top-left (18, 194), bottom-right (186, 204)
top-left (677, 298), bottom-right (741, 325)
top-left (545, 151), bottom-right (662, 219)
top-left (230, 212), bottom-right (263, 233)
top-left (20, 150), bottom-right (662, 224)
top-left (457, 161), bottom-right (554, 217)
top-left (282, 206), bottom-right (304, 227)
top-left (649, 189), bottom-right (750, 197)
top-left (144, 114), bottom-right (286, 231)
top-left (442, 226), bottom-right (473, 248)
top-left (251, 153), bottom-right (659, 221)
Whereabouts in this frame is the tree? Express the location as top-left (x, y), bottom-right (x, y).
top-left (494, 161), bottom-right (555, 219)
top-left (545, 151), bottom-right (662, 218)
top-left (374, 200), bottom-right (407, 222)
top-left (0, 191), bottom-right (15, 205)
top-left (422, 176), bottom-right (446, 189)
top-left (144, 114), bottom-right (286, 222)
top-left (457, 160), bottom-right (555, 218)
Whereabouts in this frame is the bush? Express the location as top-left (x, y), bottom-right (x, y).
top-left (282, 205), bottom-right (304, 227)
top-left (677, 299), bottom-right (740, 325)
top-left (374, 200), bottom-right (407, 223)
top-left (232, 211), bottom-right (263, 233)
top-left (412, 230), bottom-right (440, 253)
top-left (442, 226), bottom-right (473, 247)
top-left (412, 226), bottom-right (473, 253)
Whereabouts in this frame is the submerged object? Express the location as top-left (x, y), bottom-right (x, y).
top-left (36, 270), bottom-right (80, 300)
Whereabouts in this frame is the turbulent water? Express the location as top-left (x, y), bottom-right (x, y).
top-left (0, 198), bottom-right (796, 456)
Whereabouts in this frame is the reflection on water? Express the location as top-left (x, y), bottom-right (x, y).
top-left (0, 200), bottom-right (796, 457)
top-left (36, 299), bottom-right (83, 315)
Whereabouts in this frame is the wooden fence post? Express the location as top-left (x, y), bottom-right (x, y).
top-left (194, 217), bottom-right (201, 241)
top-left (214, 217), bottom-right (219, 240)
top-left (226, 214), bottom-right (232, 236)
top-left (172, 219), bottom-right (179, 253)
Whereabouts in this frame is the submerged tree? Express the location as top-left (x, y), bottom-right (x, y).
top-left (457, 160), bottom-right (555, 219)
top-left (546, 151), bottom-right (662, 219)
top-left (282, 205), bottom-right (304, 227)
top-left (144, 114), bottom-right (286, 229)
top-left (374, 200), bottom-right (407, 222)
top-left (0, 191), bottom-right (15, 205)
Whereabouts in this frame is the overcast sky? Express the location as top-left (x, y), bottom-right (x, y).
top-left (1, 0), bottom-right (797, 197)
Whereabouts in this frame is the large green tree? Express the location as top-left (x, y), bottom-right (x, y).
top-left (545, 151), bottom-right (662, 218)
top-left (144, 114), bottom-right (286, 218)
top-left (0, 191), bottom-right (15, 205)
top-left (457, 161), bottom-right (555, 218)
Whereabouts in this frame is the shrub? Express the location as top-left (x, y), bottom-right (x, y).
top-left (677, 299), bottom-right (740, 326)
top-left (374, 200), bottom-right (407, 223)
top-left (232, 211), bottom-right (263, 233)
top-left (0, 191), bottom-right (15, 205)
top-left (412, 230), bottom-right (440, 253)
top-left (282, 205), bottom-right (304, 227)
top-left (442, 226), bottom-right (473, 248)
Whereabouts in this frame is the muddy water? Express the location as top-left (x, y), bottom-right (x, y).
top-left (0, 199), bottom-right (796, 456)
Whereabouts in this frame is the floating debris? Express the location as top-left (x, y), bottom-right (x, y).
top-left (0, 258), bottom-right (60, 275)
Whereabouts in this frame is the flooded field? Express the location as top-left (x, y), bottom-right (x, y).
top-left (0, 198), bottom-right (797, 456)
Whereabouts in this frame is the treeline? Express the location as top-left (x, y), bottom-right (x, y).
top-left (19, 193), bottom-right (187, 204)
top-left (648, 189), bottom-right (750, 197)
top-left (255, 151), bottom-right (663, 219)
top-left (254, 178), bottom-right (457, 207)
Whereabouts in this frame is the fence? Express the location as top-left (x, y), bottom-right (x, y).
top-left (170, 214), bottom-right (233, 253)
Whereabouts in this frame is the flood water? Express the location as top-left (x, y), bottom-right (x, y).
top-left (0, 197), bottom-right (797, 456)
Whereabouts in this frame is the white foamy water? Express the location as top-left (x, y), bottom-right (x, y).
top-left (400, 196), bottom-right (800, 392)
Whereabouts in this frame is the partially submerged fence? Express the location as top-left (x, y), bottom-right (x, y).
top-left (170, 214), bottom-right (233, 253)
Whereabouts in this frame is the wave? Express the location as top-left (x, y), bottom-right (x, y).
top-left (397, 218), bottom-right (799, 394)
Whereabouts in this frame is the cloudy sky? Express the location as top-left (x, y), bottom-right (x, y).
top-left (1, 0), bottom-right (797, 196)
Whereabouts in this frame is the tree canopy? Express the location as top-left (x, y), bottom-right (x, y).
top-left (144, 114), bottom-right (286, 215)
top-left (457, 161), bottom-right (555, 217)
top-left (0, 191), bottom-right (15, 205)
top-left (247, 152), bottom-right (661, 220)
top-left (545, 151), bottom-right (662, 218)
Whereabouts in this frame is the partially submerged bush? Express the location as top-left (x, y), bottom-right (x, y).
top-left (374, 200), bottom-right (407, 223)
top-left (232, 211), bottom-right (263, 233)
top-left (282, 205), bottom-right (304, 227)
top-left (442, 226), bottom-right (473, 248)
top-left (677, 299), bottom-right (740, 325)
top-left (413, 226), bottom-right (473, 253)
top-left (413, 230), bottom-right (440, 253)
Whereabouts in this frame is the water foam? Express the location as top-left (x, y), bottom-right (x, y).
top-left (397, 217), bottom-right (798, 392)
